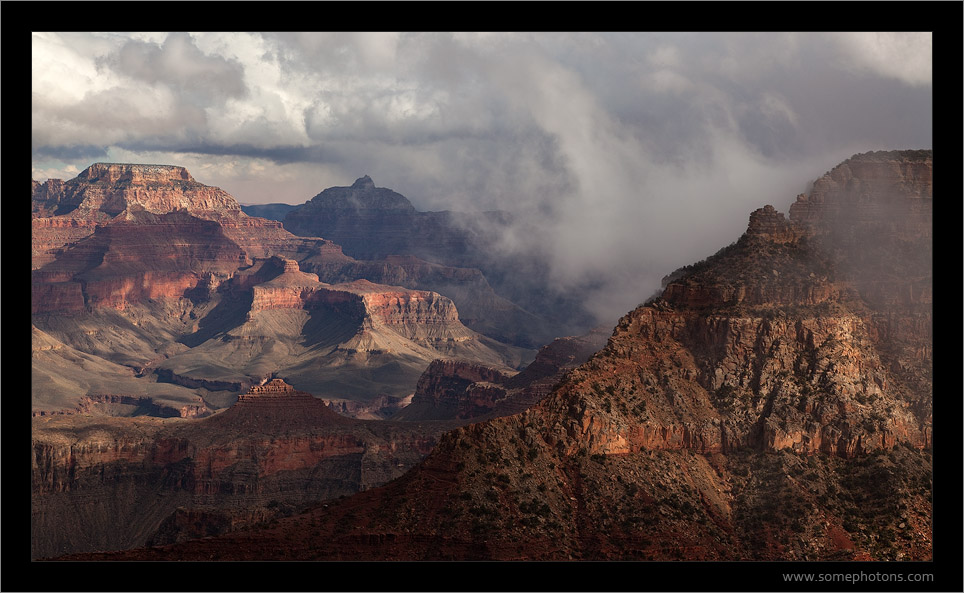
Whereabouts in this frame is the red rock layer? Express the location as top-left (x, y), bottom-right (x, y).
top-left (32, 163), bottom-right (242, 219)
top-left (402, 359), bottom-right (514, 420)
top-left (396, 330), bottom-right (608, 422)
top-left (245, 258), bottom-right (464, 334)
top-left (32, 212), bottom-right (248, 313)
top-left (31, 379), bottom-right (453, 559)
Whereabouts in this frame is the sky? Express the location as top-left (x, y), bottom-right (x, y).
top-left (31, 31), bottom-right (933, 324)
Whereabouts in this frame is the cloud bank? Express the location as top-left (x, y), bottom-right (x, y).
top-left (32, 31), bottom-right (933, 325)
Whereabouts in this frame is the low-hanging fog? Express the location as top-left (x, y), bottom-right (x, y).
top-left (32, 32), bottom-right (933, 326)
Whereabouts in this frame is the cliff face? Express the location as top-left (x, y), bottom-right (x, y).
top-left (395, 329), bottom-right (609, 422)
top-left (80, 150), bottom-right (933, 562)
top-left (282, 176), bottom-right (594, 344)
top-left (31, 380), bottom-right (454, 560)
top-left (31, 166), bottom-right (537, 415)
top-left (33, 211), bottom-right (248, 314)
top-left (300, 253), bottom-right (557, 348)
top-left (32, 163), bottom-right (242, 219)
top-left (152, 256), bottom-right (529, 407)
top-left (397, 359), bottom-right (516, 421)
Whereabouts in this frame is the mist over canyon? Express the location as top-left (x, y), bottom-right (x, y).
top-left (29, 148), bottom-right (938, 576)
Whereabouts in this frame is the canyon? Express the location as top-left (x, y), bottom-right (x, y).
top-left (30, 164), bottom-right (612, 558)
top-left (251, 175), bottom-right (596, 345)
top-left (31, 378), bottom-right (454, 559)
top-left (32, 151), bottom-right (934, 564)
top-left (32, 164), bottom-right (540, 418)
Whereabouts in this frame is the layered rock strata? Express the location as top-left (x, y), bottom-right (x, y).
top-left (32, 163), bottom-right (241, 219)
top-left (69, 150), bottom-right (933, 562)
top-left (31, 165), bottom-right (542, 414)
top-left (281, 176), bottom-right (595, 343)
top-left (155, 256), bottom-right (529, 405)
top-left (394, 329), bottom-right (609, 422)
top-left (31, 380), bottom-right (457, 560)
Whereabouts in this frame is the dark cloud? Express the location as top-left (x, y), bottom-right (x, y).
top-left (32, 31), bottom-right (934, 325)
top-left (32, 144), bottom-right (109, 163)
top-left (103, 32), bottom-right (246, 103)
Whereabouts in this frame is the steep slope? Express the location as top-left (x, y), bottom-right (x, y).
top-left (157, 256), bottom-right (529, 406)
top-left (31, 165), bottom-right (536, 415)
top-left (77, 150), bottom-right (933, 562)
top-left (31, 326), bottom-right (214, 417)
top-left (393, 329), bottom-right (609, 422)
top-left (31, 379), bottom-right (458, 560)
top-left (282, 175), bottom-right (595, 343)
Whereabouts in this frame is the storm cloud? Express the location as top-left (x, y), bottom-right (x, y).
top-left (31, 31), bottom-right (933, 325)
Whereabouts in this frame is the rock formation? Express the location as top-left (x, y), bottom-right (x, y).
top-left (283, 175), bottom-right (455, 260)
top-left (31, 379), bottom-right (458, 560)
top-left (67, 150), bottom-right (932, 562)
top-left (32, 163), bottom-right (242, 220)
top-left (31, 166), bottom-right (538, 415)
top-left (300, 254), bottom-right (558, 348)
top-left (394, 329), bottom-right (609, 422)
top-left (154, 256), bottom-right (529, 405)
top-left (281, 176), bottom-right (596, 343)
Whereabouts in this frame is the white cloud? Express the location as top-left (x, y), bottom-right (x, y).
top-left (833, 32), bottom-right (932, 87)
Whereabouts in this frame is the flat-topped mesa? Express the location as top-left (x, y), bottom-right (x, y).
top-left (33, 162), bottom-right (243, 220)
top-left (77, 163), bottom-right (195, 185)
top-left (31, 163), bottom-right (295, 270)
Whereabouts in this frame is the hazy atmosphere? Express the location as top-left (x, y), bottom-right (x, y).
top-left (32, 31), bottom-right (933, 324)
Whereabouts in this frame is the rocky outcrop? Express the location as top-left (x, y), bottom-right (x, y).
top-left (397, 359), bottom-right (515, 421)
top-left (31, 380), bottom-right (457, 560)
top-left (745, 204), bottom-right (800, 243)
top-left (33, 163), bottom-right (242, 219)
top-left (282, 176), bottom-right (593, 344)
top-left (241, 257), bottom-right (490, 351)
top-left (300, 253), bottom-right (557, 348)
top-left (394, 330), bottom-right (609, 422)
